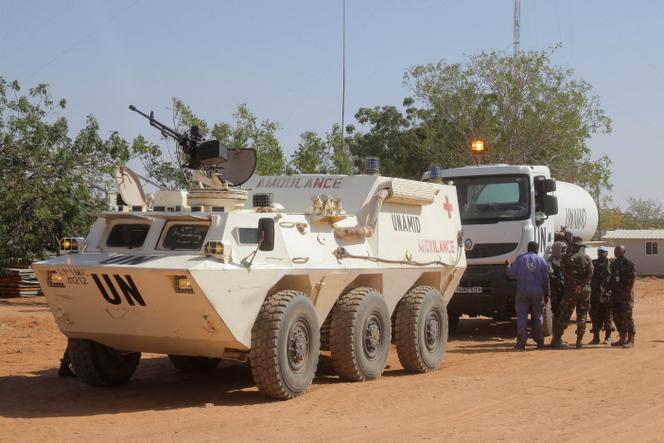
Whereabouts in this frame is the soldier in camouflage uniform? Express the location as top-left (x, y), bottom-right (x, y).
top-left (589, 246), bottom-right (612, 344)
top-left (607, 245), bottom-right (636, 348)
top-left (548, 238), bottom-right (566, 329)
top-left (550, 237), bottom-right (593, 349)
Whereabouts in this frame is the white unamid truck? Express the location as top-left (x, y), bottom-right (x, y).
top-left (425, 164), bottom-right (598, 332)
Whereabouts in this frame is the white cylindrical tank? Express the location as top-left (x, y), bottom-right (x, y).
top-left (552, 181), bottom-right (598, 241)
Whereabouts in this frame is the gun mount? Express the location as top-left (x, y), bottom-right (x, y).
top-left (129, 105), bottom-right (257, 186)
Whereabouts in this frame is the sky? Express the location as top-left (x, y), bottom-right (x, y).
top-left (1, 0), bottom-right (663, 207)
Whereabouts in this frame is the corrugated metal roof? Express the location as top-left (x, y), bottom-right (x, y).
top-left (602, 230), bottom-right (664, 240)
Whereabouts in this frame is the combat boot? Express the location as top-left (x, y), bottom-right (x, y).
top-left (551, 335), bottom-right (568, 349)
top-left (576, 335), bottom-right (584, 349)
top-left (623, 333), bottom-right (635, 348)
top-left (589, 331), bottom-right (600, 345)
top-left (611, 333), bottom-right (625, 347)
top-left (603, 330), bottom-right (612, 345)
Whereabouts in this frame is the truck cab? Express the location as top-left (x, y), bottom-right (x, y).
top-left (425, 164), bottom-right (564, 329)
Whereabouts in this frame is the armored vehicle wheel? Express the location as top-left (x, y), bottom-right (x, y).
top-left (67, 338), bottom-right (141, 387)
top-left (329, 287), bottom-right (391, 381)
top-left (168, 355), bottom-right (221, 373)
top-left (320, 315), bottom-right (332, 351)
top-left (249, 290), bottom-right (320, 399)
top-left (542, 299), bottom-right (554, 337)
top-left (395, 286), bottom-right (448, 373)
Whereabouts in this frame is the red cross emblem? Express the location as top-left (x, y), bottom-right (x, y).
top-left (443, 196), bottom-right (453, 219)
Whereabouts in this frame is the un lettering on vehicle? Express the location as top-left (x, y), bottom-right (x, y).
top-left (92, 273), bottom-right (146, 306)
top-left (391, 214), bottom-right (421, 233)
top-left (536, 227), bottom-right (548, 253)
top-left (565, 208), bottom-right (587, 229)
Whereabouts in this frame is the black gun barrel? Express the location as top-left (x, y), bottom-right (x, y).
top-left (128, 104), bottom-right (182, 141)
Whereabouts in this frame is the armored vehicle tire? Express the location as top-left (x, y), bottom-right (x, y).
top-left (395, 286), bottom-right (448, 373)
top-left (448, 311), bottom-right (460, 334)
top-left (320, 315), bottom-right (332, 351)
top-left (542, 299), bottom-right (553, 337)
top-left (168, 355), bottom-right (221, 373)
top-left (329, 287), bottom-right (391, 382)
top-left (249, 290), bottom-right (320, 400)
top-left (67, 338), bottom-right (141, 387)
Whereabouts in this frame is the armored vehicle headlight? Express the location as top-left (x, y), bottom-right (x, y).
top-left (47, 271), bottom-right (65, 288)
top-left (174, 275), bottom-right (194, 294)
top-left (59, 237), bottom-right (85, 254)
top-left (205, 241), bottom-right (224, 255)
top-left (204, 241), bottom-right (230, 262)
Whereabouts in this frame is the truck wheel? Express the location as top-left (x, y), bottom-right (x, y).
top-left (250, 290), bottom-right (320, 399)
top-left (448, 311), bottom-right (460, 334)
top-left (168, 355), bottom-right (221, 373)
top-left (395, 286), bottom-right (448, 373)
top-left (329, 287), bottom-right (391, 381)
top-left (542, 299), bottom-right (554, 337)
top-left (67, 338), bottom-right (141, 387)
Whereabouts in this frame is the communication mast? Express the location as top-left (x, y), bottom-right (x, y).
top-left (513, 0), bottom-right (521, 56)
top-left (340, 0), bottom-right (346, 156)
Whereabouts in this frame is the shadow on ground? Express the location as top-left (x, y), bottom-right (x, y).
top-left (0, 354), bottom-right (401, 418)
top-left (0, 356), bottom-right (271, 419)
top-left (0, 316), bottom-right (569, 419)
top-left (449, 316), bottom-right (526, 354)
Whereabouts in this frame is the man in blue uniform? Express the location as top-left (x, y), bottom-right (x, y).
top-left (507, 241), bottom-right (550, 350)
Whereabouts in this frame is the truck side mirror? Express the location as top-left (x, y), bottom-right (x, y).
top-left (543, 195), bottom-right (558, 216)
top-left (542, 179), bottom-right (556, 193)
top-left (258, 218), bottom-right (275, 251)
top-left (535, 178), bottom-right (557, 194)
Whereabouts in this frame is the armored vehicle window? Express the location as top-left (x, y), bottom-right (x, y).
top-left (161, 224), bottom-right (209, 250)
top-left (106, 224), bottom-right (150, 248)
top-left (238, 228), bottom-right (259, 244)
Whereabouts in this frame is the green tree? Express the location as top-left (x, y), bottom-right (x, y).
top-left (349, 47), bottom-right (613, 193)
top-left (0, 78), bottom-right (132, 269)
top-left (405, 46), bottom-right (611, 168)
top-left (211, 104), bottom-right (287, 176)
top-left (347, 102), bottom-right (430, 178)
top-left (620, 197), bottom-right (664, 229)
top-left (599, 207), bottom-right (622, 232)
top-left (327, 123), bottom-right (353, 175)
top-left (290, 131), bottom-right (330, 174)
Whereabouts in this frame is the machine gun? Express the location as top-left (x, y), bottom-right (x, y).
top-left (129, 105), bottom-right (257, 185)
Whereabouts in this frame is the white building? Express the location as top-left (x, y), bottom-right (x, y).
top-left (602, 230), bottom-right (664, 275)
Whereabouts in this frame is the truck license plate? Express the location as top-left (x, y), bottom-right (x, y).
top-left (455, 286), bottom-right (483, 294)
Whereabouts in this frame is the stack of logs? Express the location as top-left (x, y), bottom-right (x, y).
top-left (0, 268), bottom-right (42, 297)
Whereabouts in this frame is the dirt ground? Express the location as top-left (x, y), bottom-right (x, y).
top-left (1, 278), bottom-right (664, 442)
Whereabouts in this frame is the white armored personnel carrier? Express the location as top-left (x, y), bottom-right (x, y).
top-left (32, 107), bottom-right (466, 399)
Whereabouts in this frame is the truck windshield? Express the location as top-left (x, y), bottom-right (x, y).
top-left (449, 175), bottom-right (530, 224)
